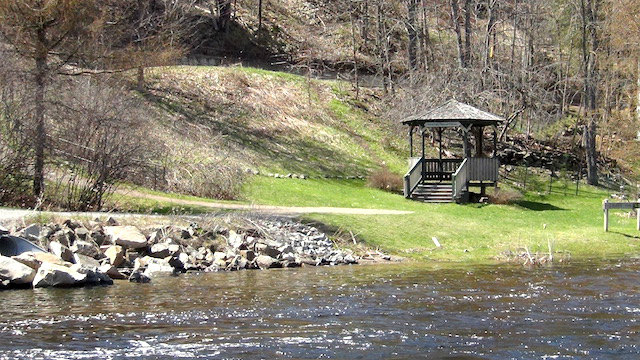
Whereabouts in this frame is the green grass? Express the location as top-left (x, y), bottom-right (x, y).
top-left (243, 176), bottom-right (640, 263)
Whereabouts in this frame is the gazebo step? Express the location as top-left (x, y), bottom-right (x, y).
top-left (411, 182), bottom-right (454, 203)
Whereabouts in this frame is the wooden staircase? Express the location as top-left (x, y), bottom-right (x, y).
top-left (410, 182), bottom-right (454, 203)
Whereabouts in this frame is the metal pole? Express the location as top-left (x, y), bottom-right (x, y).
top-left (604, 199), bottom-right (609, 232)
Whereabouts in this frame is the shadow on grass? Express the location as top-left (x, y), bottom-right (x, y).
top-left (515, 200), bottom-right (565, 211)
top-left (609, 231), bottom-right (640, 240)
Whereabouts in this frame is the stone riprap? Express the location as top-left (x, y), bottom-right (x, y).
top-left (0, 217), bottom-right (366, 289)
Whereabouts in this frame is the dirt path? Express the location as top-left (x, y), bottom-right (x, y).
top-left (122, 190), bottom-right (414, 216)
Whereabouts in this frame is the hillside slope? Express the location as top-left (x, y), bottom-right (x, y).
top-left (140, 66), bottom-right (407, 182)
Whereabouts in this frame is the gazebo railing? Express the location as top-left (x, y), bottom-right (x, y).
top-left (452, 158), bottom-right (469, 200)
top-left (452, 158), bottom-right (500, 200)
top-left (423, 159), bottom-right (464, 181)
top-left (404, 158), bottom-right (424, 198)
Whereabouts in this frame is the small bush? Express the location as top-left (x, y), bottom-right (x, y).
top-left (367, 167), bottom-right (403, 193)
top-left (489, 188), bottom-right (523, 205)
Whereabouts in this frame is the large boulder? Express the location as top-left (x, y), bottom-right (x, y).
top-left (0, 255), bottom-right (36, 286)
top-left (104, 226), bottom-right (147, 249)
top-left (12, 251), bottom-right (69, 270)
top-left (32, 262), bottom-right (87, 288)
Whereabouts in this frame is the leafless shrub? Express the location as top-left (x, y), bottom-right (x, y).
top-left (0, 48), bottom-right (33, 205)
top-left (366, 166), bottom-right (402, 193)
top-left (488, 188), bottom-right (523, 205)
top-left (47, 78), bottom-right (155, 211)
top-left (165, 157), bottom-right (246, 200)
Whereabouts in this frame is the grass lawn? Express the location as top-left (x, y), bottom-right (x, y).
top-left (244, 176), bottom-right (640, 263)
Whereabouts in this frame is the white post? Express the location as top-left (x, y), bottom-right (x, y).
top-left (637, 199), bottom-right (640, 231)
top-left (604, 199), bottom-right (609, 232)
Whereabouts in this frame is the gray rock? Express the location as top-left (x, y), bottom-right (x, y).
top-left (32, 262), bottom-right (87, 288)
top-left (73, 253), bottom-right (101, 268)
top-left (12, 252), bottom-right (69, 269)
top-left (99, 264), bottom-right (127, 280)
top-left (74, 227), bottom-right (90, 241)
top-left (143, 258), bottom-right (175, 278)
top-left (70, 240), bottom-right (100, 258)
top-left (104, 245), bottom-right (125, 267)
top-left (49, 241), bottom-right (74, 263)
top-left (51, 230), bottom-right (70, 247)
top-left (255, 255), bottom-right (280, 269)
top-left (149, 242), bottom-right (172, 258)
top-left (0, 255), bottom-right (36, 285)
top-left (104, 226), bottom-right (147, 249)
top-left (128, 270), bottom-right (151, 283)
top-left (239, 250), bottom-right (256, 261)
top-left (71, 264), bottom-right (113, 285)
top-left (255, 243), bottom-right (281, 258)
top-left (227, 230), bottom-right (245, 249)
top-left (18, 224), bottom-right (41, 242)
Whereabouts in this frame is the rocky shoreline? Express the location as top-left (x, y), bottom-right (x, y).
top-left (0, 216), bottom-right (392, 290)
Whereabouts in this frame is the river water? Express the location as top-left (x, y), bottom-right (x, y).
top-left (1, 260), bottom-right (640, 359)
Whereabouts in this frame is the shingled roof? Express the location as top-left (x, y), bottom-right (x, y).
top-left (401, 99), bottom-right (504, 127)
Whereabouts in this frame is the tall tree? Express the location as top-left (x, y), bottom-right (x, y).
top-left (0, 0), bottom-right (100, 197)
top-left (580, 0), bottom-right (601, 185)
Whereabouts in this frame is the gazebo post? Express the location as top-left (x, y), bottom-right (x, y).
top-left (438, 127), bottom-right (443, 180)
top-left (462, 128), bottom-right (471, 159)
top-left (492, 127), bottom-right (497, 158)
top-left (475, 126), bottom-right (484, 157)
top-left (409, 126), bottom-right (414, 158)
top-left (421, 126), bottom-right (426, 179)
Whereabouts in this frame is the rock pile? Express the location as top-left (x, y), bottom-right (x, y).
top-left (0, 217), bottom-right (361, 290)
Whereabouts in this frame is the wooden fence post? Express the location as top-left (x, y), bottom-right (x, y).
top-left (604, 199), bottom-right (609, 232)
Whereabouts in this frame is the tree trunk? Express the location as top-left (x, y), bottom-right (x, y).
top-left (33, 30), bottom-right (48, 198)
top-left (258, 0), bottom-right (263, 31)
top-left (463, 0), bottom-right (472, 68)
top-left (581, 0), bottom-right (600, 186)
top-left (636, 57), bottom-right (640, 122)
top-left (483, 0), bottom-right (497, 69)
top-left (406, 0), bottom-right (419, 71)
top-left (450, 0), bottom-right (465, 68)
top-left (217, 0), bottom-right (232, 31)
top-left (137, 66), bottom-right (145, 91)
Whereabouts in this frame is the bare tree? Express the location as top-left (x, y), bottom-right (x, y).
top-left (0, 0), bottom-right (101, 198)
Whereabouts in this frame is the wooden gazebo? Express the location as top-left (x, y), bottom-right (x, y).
top-left (401, 99), bottom-right (503, 203)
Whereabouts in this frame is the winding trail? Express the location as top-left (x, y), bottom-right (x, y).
top-left (122, 190), bottom-right (414, 215)
top-left (0, 191), bottom-right (413, 224)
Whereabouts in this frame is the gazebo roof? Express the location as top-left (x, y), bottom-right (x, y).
top-left (401, 99), bottom-right (504, 128)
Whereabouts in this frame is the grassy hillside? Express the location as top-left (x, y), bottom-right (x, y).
top-left (142, 65), bottom-right (407, 178)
